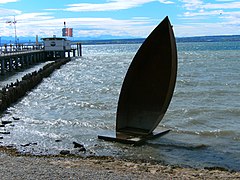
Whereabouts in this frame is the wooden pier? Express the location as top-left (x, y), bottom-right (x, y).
top-left (0, 49), bottom-right (45, 75)
top-left (0, 44), bottom-right (80, 75)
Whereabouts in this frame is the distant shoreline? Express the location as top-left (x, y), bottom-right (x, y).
top-left (1, 35), bottom-right (240, 45)
top-left (76, 35), bottom-right (240, 45)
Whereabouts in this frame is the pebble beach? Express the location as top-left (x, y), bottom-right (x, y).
top-left (0, 147), bottom-right (240, 180)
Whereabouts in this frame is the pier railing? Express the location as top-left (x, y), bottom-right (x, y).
top-left (0, 49), bottom-right (44, 57)
top-left (0, 44), bottom-right (44, 57)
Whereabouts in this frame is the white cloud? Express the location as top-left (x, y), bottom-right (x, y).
top-left (3, 11), bottom-right (238, 38)
top-left (1, 0), bottom-right (238, 39)
top-left (180, 0), bottom-right (240, 29)
top-left (64, 17), bottom-right (155, 38)
top-left (0, 8), bottom-right (21, 15)
top-left (202, 2), bottom-right (240, 9)
top-left (54, 0), bottom-right (174, 12)
top-left (180, 0), bottom-right (204, 10)
top-left (181, 0), bottom-right (240, 11)
top-left (0, 0), bottom-right (18, 4)
top-left (175, 21), bottom-right (240, 37)
top-left (16, 13), bottom-right (54, 22)
top-left (183, 10), bottom-right (224, 17)
top-left (64, 0), bottom-right (155, 12)
top-left (158, 0), bottom-right (174, 4)
top-left (1, 14), bottom-right (156, 38)
top-left (215, 0), bottom-right (235, 2)
top-left (174, 0), bottom-right (240, 37)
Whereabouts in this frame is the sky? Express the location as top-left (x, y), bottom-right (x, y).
top-left (0, 0), bottom-right (240, 40)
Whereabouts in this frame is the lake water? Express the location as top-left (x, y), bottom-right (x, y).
top-left (1, 41), bottom-right (240, 171)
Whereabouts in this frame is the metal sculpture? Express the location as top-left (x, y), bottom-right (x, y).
top-left (98, 16), bottom-right (177, 145)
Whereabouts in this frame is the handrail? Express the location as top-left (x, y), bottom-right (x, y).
top-left (0, 49), bottom-right (44, 57)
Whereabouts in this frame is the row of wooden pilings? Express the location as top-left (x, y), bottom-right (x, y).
top-left (0, 58), bottom-right (71, 112)
top-left (0, 50), bottom-right (45, 75)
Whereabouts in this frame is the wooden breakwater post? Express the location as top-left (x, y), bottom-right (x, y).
top-left (0, 58), bottom-right (71, 113)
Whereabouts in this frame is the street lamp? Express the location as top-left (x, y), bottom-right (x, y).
top-left (6, 16), bottom-right (17, 45)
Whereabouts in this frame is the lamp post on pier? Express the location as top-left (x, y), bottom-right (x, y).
top-left (6, 16), bottom-right (17, 46)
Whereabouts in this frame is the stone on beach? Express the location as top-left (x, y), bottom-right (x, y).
top-left (60, 150), bottom-right (71, 155)
top-left (73, 141), bottom-right (84, 148)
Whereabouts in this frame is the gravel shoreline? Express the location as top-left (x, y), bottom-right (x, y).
top-left (0, 147), bottom-right (240, 179)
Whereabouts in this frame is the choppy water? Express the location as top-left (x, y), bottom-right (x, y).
top-left (1, 41), bottom-right (240, 171)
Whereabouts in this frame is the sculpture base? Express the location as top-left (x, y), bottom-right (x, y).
top-left (98, 129), bottom-right (170, 145)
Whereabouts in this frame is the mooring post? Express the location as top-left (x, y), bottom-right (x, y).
top-left (79, 43), bottom-right (82, 56)
top-left (76, 43), bottom-right (79, 56)
top-left (76, 43), bottom-right (81, 56)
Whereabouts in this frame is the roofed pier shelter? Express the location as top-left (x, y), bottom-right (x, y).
top-left (41, 36), bottom-right (77, 60)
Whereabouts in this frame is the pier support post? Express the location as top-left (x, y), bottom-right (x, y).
top-left (73, 49), bottom-right (76, 57)
top-left (14, 57), bottom-right (19, 70)
top-left (40, 52), bottom-right (42, 61)
top-left (68, 51), bottom-right (70, 58)
top-left (60, 51), bottom-right (65, 58)
top-left (26, 55), bottom-right (29, 66)
top-left (9, 58), bottom-right (13, 72)
top-left (1, 59), bottom-right (5, 75)
top-left (21, 56), bottom-right (24, 68)
top-left (37, 53), bottom-right (40, 62)
top-left (29, 54), bottom-right (33, 65)
top-left (33, 54), bottom-right (36, 63)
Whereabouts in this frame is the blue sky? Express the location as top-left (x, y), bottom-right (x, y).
top-left (0, 0), bottom-right (240, 39)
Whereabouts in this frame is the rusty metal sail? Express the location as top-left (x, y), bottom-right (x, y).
top-left (98, 16), bottom-right (177, 144)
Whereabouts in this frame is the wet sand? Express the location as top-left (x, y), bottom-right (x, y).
top-left (0, 147), bottom-right (239, 180)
